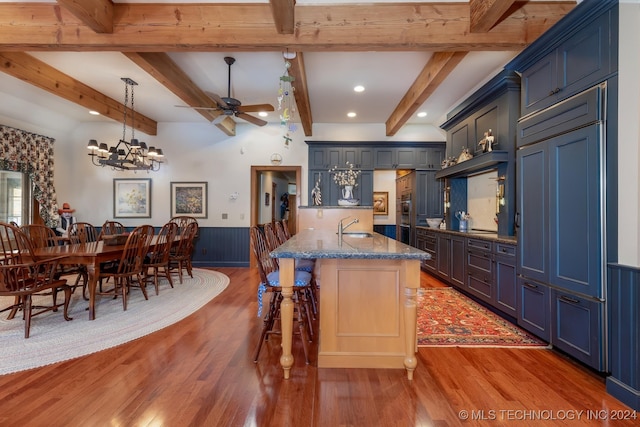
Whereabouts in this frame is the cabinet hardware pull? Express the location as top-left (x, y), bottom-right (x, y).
top-left (524, 282), bottom-right (538, 289)
top-left (559, 295), bottom-right (580, 304)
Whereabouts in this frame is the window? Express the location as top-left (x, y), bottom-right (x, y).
top-left (0, 171), bottom-right (31, 226)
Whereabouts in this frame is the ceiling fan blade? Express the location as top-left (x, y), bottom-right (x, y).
top-left (174, 105), bottom-right (220, 111)
top-left (236, 112), bottom-right (267, 127)
top-left (237, 103), bottom-right (275, 113)
top-left (205, 91), bottom-right (229, 109)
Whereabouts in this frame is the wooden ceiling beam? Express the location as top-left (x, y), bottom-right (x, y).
top-left (0, 51), bottom-right (157, 135)
top-left (55, 0), bottom-right (114, 34)
top-left (123, 52), bottom-right (236, 137)
top-left (269, 0), bottom-right (296, 35)
top-left (386, 51), bottom-right (468, 136)
top-left (0, 3), bottom-right (575, 51)
top-left (284, 52), bottom-right (312, 136)
top-left (470, 0), bottom-right (517, 33)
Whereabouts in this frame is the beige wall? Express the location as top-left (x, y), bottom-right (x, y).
top-left (298, 207), bottom-right (374, 233)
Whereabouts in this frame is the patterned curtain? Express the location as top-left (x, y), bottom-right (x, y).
top-left (0, 124), bottom-right (59, 227)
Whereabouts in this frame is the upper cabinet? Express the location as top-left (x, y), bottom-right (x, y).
top-left (439, 70), bottom-right (521, 236)
top-left (508, 1), bottom-right (618, 118)
top-left (309, 146), bottom-right (373, 169)
top-left (373, 146), bottom-right (443, 170)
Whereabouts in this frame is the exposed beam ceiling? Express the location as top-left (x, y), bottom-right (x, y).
top-left (0, 3), bottom-right (573, 51)
top-left (470, 0), bottom-right (518, 33)
top-left (0, 51), bottom-right (157, 135)
top-left (270, 0), bottom-right (296, 35)
top-left (285, 52), bottom-right (313, 136)
top-left (386, 51), bottom-right (468, 136)
top-left (0, 2), bottom-right (575, 136)
top-left (123, 52), bottom-right (236, 136)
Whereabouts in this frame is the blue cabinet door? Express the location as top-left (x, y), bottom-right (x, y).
top-left (548, 124), bottom-right (602, 298)
top-left (551, 289), bottom-right (604, 370)
top-left (517, 277), bottom-right (550, 342)
top-left (517, 144), bottom-right (548, 283)
top-left (495, 248), bottom-right (517, 316)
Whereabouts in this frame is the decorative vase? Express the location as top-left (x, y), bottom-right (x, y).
top-left (338, 185), bottom-right (360, 206)
top-left (342, 185), bottom-right (354, 200)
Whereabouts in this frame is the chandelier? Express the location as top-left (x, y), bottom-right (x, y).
top-left (87, 78), bottom-right (164, 171)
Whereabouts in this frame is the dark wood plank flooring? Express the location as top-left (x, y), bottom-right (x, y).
top-left (0, 267), bottom-right (635, 426)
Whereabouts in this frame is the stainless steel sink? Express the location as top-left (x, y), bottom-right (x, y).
top-left (338, 232), bottom-right (374, 238)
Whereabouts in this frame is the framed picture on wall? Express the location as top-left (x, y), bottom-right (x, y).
top-left (113, 178), bottom-right (152, 218)
top-left (170, 181), bottom-right (208, 218)
top-left (373, 191), bottom-right (389, 215)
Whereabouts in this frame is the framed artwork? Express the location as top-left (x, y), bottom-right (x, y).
top-left (113, 178), bottom-right (152, 218)
top-left (170, 181), bottom-right (208, 218)
top-left (373, 191), bottom-right (389, 215)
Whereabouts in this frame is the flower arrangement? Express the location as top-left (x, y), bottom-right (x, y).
top-left (329, 161), bottom-right (361, 187)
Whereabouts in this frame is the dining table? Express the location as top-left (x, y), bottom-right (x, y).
top-left (32, 236), bottom-right (165, 320)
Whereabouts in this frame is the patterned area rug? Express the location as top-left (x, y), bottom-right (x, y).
top-left (417, 288), bottom-right (547, 347)
top-left (0, 269), bottom-right (230, 375)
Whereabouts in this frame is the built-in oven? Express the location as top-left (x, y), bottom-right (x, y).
top-left (399, 224), bottom-right (411, 244)
top-left (399, 192), bottom-right (412, 244)
top-left (400, 192), bottom-right (411, 224)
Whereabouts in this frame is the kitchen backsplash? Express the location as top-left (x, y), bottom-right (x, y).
top-left (467, 170), bottom-right (498, 231)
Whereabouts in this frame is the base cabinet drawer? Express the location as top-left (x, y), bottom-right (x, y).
top-left (467, 267), bottom-right (492, 302)
top-left (551, 290), bottom-right (604, 370)
top-left (517, 277), bottom-right (551, 342)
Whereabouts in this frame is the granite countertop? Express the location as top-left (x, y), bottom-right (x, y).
top-left (270, 229), bottom-right (430, 260)
top-left (415, 226), bottom-right (517, 245)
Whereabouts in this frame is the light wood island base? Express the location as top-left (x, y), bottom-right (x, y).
top-left (316, 258), bottom-right (419, 379)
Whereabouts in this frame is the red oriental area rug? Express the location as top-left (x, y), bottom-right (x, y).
top-left (417, 288), bottom-right (548, 348)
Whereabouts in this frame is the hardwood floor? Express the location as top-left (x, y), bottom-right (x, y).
top-left (0, 267), bottom-right (635, 426)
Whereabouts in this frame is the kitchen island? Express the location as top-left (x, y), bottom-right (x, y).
top-left (270, 229), bottom-right (430, 380)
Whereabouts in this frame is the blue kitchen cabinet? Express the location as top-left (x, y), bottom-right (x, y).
top-left (518, 7), bottom-right (617, 117)
top-left (551, 289), bottom-right (604, 370)
top-left (450, 235), bottom-right (466, 288)
top-left (548, 124), bottom-right (603, 298)
top-left (374, 147), bottom-right (415, 169)
top-left (517, 143), bottom-right (548, 283)
top-left (415, 170), bottom-right (443, 226)
top-left (415, 146), bottom-right (445, 170)
top-left (495, 242), bottom-right (517, 316)
top-left (466, 238), bottom-right (493, 304)
top-left (517, 276), bottom-right (551, 342)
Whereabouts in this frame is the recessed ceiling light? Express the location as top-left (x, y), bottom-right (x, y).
top-left (347, 112), bottom-right (357, 118)
top-left (353, 85), bottom-right (365, 92)
top-left (417, 111), bottom-right (427, 118)
top-left (89, 110), bottom-right (100, 116)
top-left (258, 112), bottom-right (268, 117)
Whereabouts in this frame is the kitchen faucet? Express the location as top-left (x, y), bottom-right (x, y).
top-left (338, 216), bottom-right (359, 240)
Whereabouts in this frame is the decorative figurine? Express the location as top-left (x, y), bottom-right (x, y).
top-left (478, 129), bottom-right (495, 153)
top-left (311, 175), bottom-right (322, 206)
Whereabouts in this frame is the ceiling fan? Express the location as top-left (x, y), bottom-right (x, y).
top-left (177, 56), bottom-right (275, 126)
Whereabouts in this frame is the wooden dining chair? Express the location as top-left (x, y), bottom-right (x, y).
top-left (273, 220), bottom-right (289, 245)
top-left (98, 220), bottom-right (126, 240)
top-left (97, 225), bottom-right (155, 311)
top-left (267, 221), bottom-right (316, 314)
top-left (169, 221), bottom-right (198, 284)
top-left (169, 216), bottom-right (198, 238)
top-left (21, 224), bottom-right (89, 299)
top-left (68, 222), bottom-right (99, 244)
top-left (281, 218), bottom-right (292, 239)
top-left (0, 222), bottom-right (72, 338)
top-left (142, 221), bottom-right (178, 295)
top-left (250, 226), bottom-right (313, 364)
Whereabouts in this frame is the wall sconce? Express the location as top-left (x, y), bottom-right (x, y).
top-left (496, 176), bottom-right (506, 214)
top-left (444, 186), bottom-right (451, 214)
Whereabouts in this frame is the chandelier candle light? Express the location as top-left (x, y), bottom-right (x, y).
top-left (87, 78), bottom-right (164, 171)
top-left (329, 161), bottom-right (361, 206)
